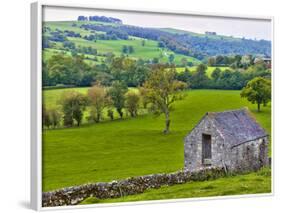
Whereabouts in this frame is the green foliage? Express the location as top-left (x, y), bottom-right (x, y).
top-left (60, 91), bottom-right (88, 126)
top-left (241, 77), bottom-right (271, 112)
top-left (143, 66), bottom-right (187, 133)
top-left (45, 53), bottom-right (93, 86)
top-left (125, 91), bottom-right (140, 117)
top-left (107, 109), bottom-right (114, 120)
top-left (211, 67), bottom-right (221, 80)
top-left (107, 81), bottom-right (128, 118)
top-left (87, 84), bottom-right (110, 123)
top-left (42, 106), bottom-right (61, 129)
top-left (191, 64), bottom-right (209, 88)
top-left (168, 54), bottom-right (175, 64)
top-left (122, 45), bottom-right (134, 54)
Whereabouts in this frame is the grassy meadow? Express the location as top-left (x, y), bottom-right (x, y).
top-left (42, 89), bottom-right (271, 192)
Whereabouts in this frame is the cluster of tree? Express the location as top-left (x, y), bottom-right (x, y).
top-left (64, 30), bottom-right (81, 38)
top-left (89, 16), bottom-right (122, 24)
top-left (175, 62), bottom-right (271, 90)
top-left (81, 24), bottom-right (129, 40)
top-left (84, 33), bottom-right (110, 41)
top-left (43, 54), bottom-right (151, 88)
top-left (78, 15), bottom-right (122, 24)
top-left (122, 45), bottom-right (134, 54)
top-left (77, 16), bottom-right (88, 21)
top-left (75, 45), bottom-right (97, 55)
top-left (43, 81), bottom-right (138, 128)
top-left (43, 66), bottom-right (188, 134)
top-left (42, 54), bottom-right (94, 86)
top-left (47, 31), bottom-right (67, 42)
top-left (43, 51), bottom-right (271, 91)
top-left (83, 32), bottom-right (124, 41)
top-left (175, 33), bottom-right (271, 57)
top-left (207, 54), bottom-right (264, 69)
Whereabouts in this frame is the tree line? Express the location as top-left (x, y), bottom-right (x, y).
top-left (43, 66), bottom-right (271, 133)
top-left (43, 66), bottom-right (187, 134)
top-left (43, 52), bottom-right (271, 91)
top-left (175, 61), bottom-right (271, 90)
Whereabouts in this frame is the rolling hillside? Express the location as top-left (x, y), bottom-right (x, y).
top-left (43, 18), bottom-right (271, 66)
top-left (43, 21), bottom-right (201, 66)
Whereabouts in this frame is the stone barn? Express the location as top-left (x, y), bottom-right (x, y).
top-left (184, 108), bottom-right (269, 172)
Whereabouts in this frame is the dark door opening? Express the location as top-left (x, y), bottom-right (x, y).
top-left (202, 134), bottom-right (212, 165)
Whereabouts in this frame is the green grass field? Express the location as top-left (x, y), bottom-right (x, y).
top-left (43, 89), bottom-right (271, 192)
top-left (81, 167), bottom-right (271, 204)
top-left (43, 21), bottom-right (201, 66)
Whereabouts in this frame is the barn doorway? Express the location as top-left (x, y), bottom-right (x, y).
top-left (202, 134), bottom-right (212, 165)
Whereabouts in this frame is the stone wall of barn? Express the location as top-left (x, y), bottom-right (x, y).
top-left (229, 137), bottom-right (269, 171)
top-left (184, 115), bottom-right (227, 171)
top-left (184, 115), bottom-right (269, 172)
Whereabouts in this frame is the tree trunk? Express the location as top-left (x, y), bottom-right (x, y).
top-left (117, 108), bottom-right (123, 118)
top-left (96, 112), bottom-right (101, 123)
top-left (163, 111), bottom-right (170, 134)
top-left (257, 102), bottom-right (261, 112)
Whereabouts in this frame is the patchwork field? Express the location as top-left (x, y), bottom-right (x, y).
top-left (43, 89), bottom-right (271, 192)
top-left (43, 21), bottom-right (201, 66)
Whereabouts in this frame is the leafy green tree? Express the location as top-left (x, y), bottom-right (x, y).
top-left (60, 91), bottom-right (88, 127)
top-left (176, 68), bottom-right (192, 84)
top-left (168, 54), bottom-right (175, 64)
top-left (88, 84), bottom-right (110, 123)
top-left (42, 106), bottom-right (61, 128)
top-left (107, 109), bottom-right (114, 120)
top-left (128, 45), bottom-right (134, 54)
top-left (122, 45), bottom-right (128, 54)
top-left (211, 67), bottom-right (221, 81)
top-left (107, 81), bottom-right (128, 118)
top-left (152, 57), bottom-right (159, 64)
top-left (125, 91), bottom-right (140, 117)
top-left (48, 108), bottom-right (61, 128)
top-left (191, 64), bottom-right (209, 88)
top-left (208, 57), bottom-right (216, 66)
top-left (142, 67), bottom-right (187, 134)
top-left (240, 77), bottom-right (271, 112)
top-left (42, 105), bottom-right (51, 129)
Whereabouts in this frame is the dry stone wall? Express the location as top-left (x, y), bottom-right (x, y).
top-left (42, 167), bottom-right (226, 207)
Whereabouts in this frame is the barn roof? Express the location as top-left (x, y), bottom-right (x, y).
top-left (207, 108), bottom-right (268, 147)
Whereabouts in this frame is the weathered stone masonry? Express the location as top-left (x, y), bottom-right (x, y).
top-left (184, 108), bottom-right (269, 172)
top-left (42, 167), bottom-right (226, 207)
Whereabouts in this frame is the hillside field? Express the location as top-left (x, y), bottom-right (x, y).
top-left (42, 89), bottom-right (271, 193)
top-left (43, 21), bottom-right (201, 66)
